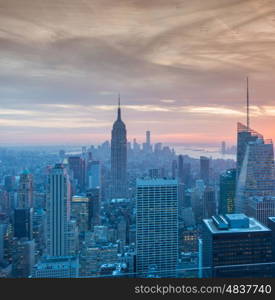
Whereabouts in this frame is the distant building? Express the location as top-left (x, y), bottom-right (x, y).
top-left (31, 256), bottom-right (79, 278)
top-left (182, 207), bottom-right (196, 227)
top-left (221, 141), bottom-right (226, 155)
top-left (191, 180), bottom-right (205, 224)
top-left (67, 220), bottom-right (78, 256)
top-left (219, 169), bottom-right (236, 214)
top-left (171, 160), bottom-right (177, 179)
top-left (71, 196), bottom-right (89, 232)
top-left (248, 196), bottom-right (275, 226)
top-left (136, 178), bottom-right (178, 277)
top-left (87, 161), bottom-right (101, 189)
top-left (203, 187), bottom-right (216, 219)
top-left (12, 238), bottom-right (35, 278)
top-left (200, 156), bottom-right (210, 185)
top-left (59, 150), bottom-right (66, 161)
top-left (13, 208), bottom-right (33, 240)
top-left (146, 131), bottom-right (150, 147)
top-left (0, 224), bottom-right (6, 263)
top-left (79, 244), bottom-right (118, 277)
top-left (202, 214), bottom-right (273, 278)
top-left (111, 98), bottom-right (128, 199)
top-left (178, 155), bottom-right (184, 183)
top-left (87, 188), bottom-right (101, 228)
top-left (18, 170), bottom-right (33, 209)
top-left (148, 168), bottom-right (165, 179)
top-left (133, 139), bottom-right (140, 152)
top-left (154, 143), bottom-right (162, 153)
top-left (68, 156), bottom-right (86, 193)
top-left (183, 162), bottom-right (191, 188)
top-left (94, 225), bottom-right (108, 243)
top-left (181, 227), bottom-right (198, 253)
top-left (32, 209), bottom-right (47, 256)
top-left (4, 175), bottom-right (15, 192)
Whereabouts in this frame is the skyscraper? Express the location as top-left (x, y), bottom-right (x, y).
top-left (46, 164), bottom-right (71, 257)
top-left (202, 214), bottom-right (273, 278)
top-left (71, 196), bottom-right (89, 233)
top-left (12, 238), bottom-right (35, 278)
top-left (87, 161), bottom-right (101, 189)
top-left (18, 170), bottom-right (33, 209)
top-left (203, 187), bottom-right (216, 219)
top-left (0, 224), bottom-right (6, 263)
top-left (182, 162), bottom-right (191, 188)
top-left (13, 208), bottom-right (33, 240)
top-left (136, 178), bottom-right (178, 277)
top-left (200, 156), bottom-right (210, 185)
top-left (219, 169), bottom-right (236, 214)
top-left (111, 97), bottom-right (127, 199)
top-left (68, 156), bottom-right (86, 193)
top-left (236, 123), bottom-right (262, 179)
top-left (171, 159), bottom-right (178, 179)
top-left (221, 141), bottom-right (226, 155)
top-left (178, 155), bottom-right (184, 183)
top-left (146, 130), bottom-right (150, 146)
top-left (235, 136), bottom-right (275, 214)
top-left (247, 196), bottom-right (275, 226)
top-left (87, 188), bottom-right (101, 228)
top-left (236, 77), bottom-right (258, 179)
top-left (148, 168), bottom-right (165, 179)
top-left (142, 131), bottom-right (152, 153)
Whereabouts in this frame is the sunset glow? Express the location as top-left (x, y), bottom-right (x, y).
top-left (1, 0), bottom-right (275, 145)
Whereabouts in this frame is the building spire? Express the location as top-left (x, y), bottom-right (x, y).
top-left (246, 76), bottom-right (250, 129)
top-left (117, 93), bottom-right (121, 120)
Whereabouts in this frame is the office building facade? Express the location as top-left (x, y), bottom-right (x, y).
top-left (136, 179), bottom-right (178, 277)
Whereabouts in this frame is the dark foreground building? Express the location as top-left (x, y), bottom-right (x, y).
top-left (202, 214), bottom-right (273, 278)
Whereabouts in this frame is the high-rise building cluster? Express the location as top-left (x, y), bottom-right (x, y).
top-left (1, 87), bottom-right (275, 278)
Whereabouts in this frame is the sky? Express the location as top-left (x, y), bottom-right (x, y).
top-left (1, 0), bottom-right (275, 146)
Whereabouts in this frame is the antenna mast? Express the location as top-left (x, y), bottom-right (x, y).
top-left (246, 77), bottom-right (250, 129)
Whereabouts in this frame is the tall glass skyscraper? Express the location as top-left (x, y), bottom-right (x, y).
top-left (236, 122), bottom-right (263, 179)
top-left (111, 99), bottom-right (127, 199)
top-left (136, 178), bottom-right (178, 277)
top-left (219, 169), bottom-right (236, 214)
top-left (235, 135), bottom-right (275, 214)
top-left (46, 164), bottom-right (71, 257)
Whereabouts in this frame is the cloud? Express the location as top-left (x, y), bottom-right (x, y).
top-left (1, 0), bottom-right (275, 144)
top-left (160, 99), bottom-right (176, 103)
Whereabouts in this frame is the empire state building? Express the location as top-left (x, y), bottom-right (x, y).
top-left (111, 97), bottom-right (128, 198)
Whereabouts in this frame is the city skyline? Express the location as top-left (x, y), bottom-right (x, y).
top-left (2, 1), bottom-right (275, 145)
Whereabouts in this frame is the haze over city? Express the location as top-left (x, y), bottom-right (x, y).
top-left (1, 0), bottom-right (275, 145)
top-left (4, 0), bottom-right (275, 284)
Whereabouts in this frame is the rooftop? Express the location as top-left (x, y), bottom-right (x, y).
top-left (136, 178), bottom-right (178, 186)
top-left (203, 214), bottom-right (270, 234)
top-left (250, 196), bottom-right (275, 203)
top-left (34, 256), bottom-right (79, 270)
